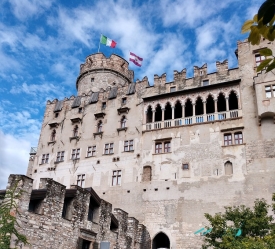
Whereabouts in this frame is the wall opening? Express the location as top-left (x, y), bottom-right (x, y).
top-left (206, 95), bottom-right (215, 114)
top-left (142, 166), bottom-right (152, 182)
top-left (164, 102), bottom-right (172, 120)
top-left (174, 101), bottom-right (182, 119)
top-left (147, 106), bottom-right (153, 123)
top-left (224, 161), bottom-right (233, 175)
top-left (195, 97), bottom-right (203, 115)
top-left (185, 99), bottom-right (193, 117)
top-left (229, 91), bottom-right (238, 110)
top-left (155, 104), bottom-right (162, 122)
top-left (152, 232), bottom-right (170, 249)
top-left (217, 93), bottom-right (226, 112)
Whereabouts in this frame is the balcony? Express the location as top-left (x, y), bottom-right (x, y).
top-left (143, 109), bottom-right (242, 131)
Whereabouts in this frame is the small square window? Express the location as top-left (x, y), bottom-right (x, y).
top-left (203, 80), bottom-right (209, 86)
top-left (78, 107), bottom-right (83, 113)
top-left (91, 78), bottom-right (94, 82)
top-left (104, 143), bottom-right (114, 154)
top-left (55, 112), bottom-right (59, 118)
top-left (87, 146), bottom-right (96, 157)
top-left (170, 86), bottom-right (176, 92)
top-left (182, 163), bottom-right (189, 170)
top-left (122, 97), bottom-right (127, 105)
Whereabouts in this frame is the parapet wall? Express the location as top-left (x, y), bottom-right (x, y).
top-left (3, 174), bottom-right (150, 249)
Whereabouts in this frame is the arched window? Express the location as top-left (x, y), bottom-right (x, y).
top-left (73, 125), bottom-right (78, 137)
top-left (121, 116), bottom-right (126, 128)
top-left (206, 95), bottom-right (215, 114)
top-left (97, 121), bottom-right (103, 132)
top-left (51, 129), bottom-right (56, 142)
top-left (146, 106), bottom-right (153, 123)
top-left (164, 102), bottom-right (172, 120)
top-left (185, 99), bottom-right (193, 117)
top-left (155, 104), bottom-right (162, 122)
top-left (224, 161), bottom-right (233, 175)
top-left (142, 166), bottom-right (152, 182)
top-left (152, 232), bottom-right (170, 249)
top-left (217, 93), bottom-right (226, 112)
top-left (229, 91), bottom-right (238, 110)
top-left (174, 101), bottom-right (182, 119)
top-left (195, 97), bottom-right (203, 115)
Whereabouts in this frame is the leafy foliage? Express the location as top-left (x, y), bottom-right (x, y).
top-left (202, 199), bottom-right (275, 249)
top-left (242, 0), bottom-right (275, 72)
top-left (0, 180), bottom-right (29, 249)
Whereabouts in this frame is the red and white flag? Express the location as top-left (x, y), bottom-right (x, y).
top-left (129, 52), bottom-right (143, 67)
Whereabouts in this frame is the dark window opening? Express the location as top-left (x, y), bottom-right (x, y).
top-left (217, 93), bottom-right (226, 112)
top-left (110, 219), bottom-right (118, 231)
top-left (28, 199), bottom-right (42, 213)
top-left (51, 129), bottom-right (56, 142)
top-left (152, 232), bottom-right (170, 249)
top-left (55, 112), bottom-right (59, 118)
top-left (182, 163), bottom-right (189, 170)
top-left (78, 107), bottom-right (83, 113)
top-left (102, 102), bottom-right (106, 110)
top-left (174, 101), bottom-right (182, 119)
top-left (62, 197), bottom-right (73, 220)
top-left (82, 239), bottom-right (91, 249)
top-left (185, 99), bottom-right (193, 117)
top-left (121, 115), bottom-right (126, 128)
top-left (122, 97), bottom-right (127, 105)
top-left (73, 125), bottom-right (78, 137)
top-left (229, 91), bottom-right (238, 110)
top-left (206, 95), bottom-right (215, 114)
top-left (91, 78), bottom-right (94, 82)
top-left (164, 102), bottom-right (172, 120)
top-left (146, 106), bottom-right (153, 123)
top-left (195, 97), bottom-right (203, 115)
top-left (88, 198), bottom-right (99, 222)
top-left (97, 121), bottom-right (103, 133)
top-left (155, 104), bottom-right (162, 122)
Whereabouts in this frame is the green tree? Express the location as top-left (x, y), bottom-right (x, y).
top-left (0, 180), bottom-right (29, 249)
top-left (201, 197), bottom-right (275, 249)
top-left (242, 0), bottom-right (275, 72)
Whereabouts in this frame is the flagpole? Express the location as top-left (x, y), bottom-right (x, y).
top-left (98, 34), bottom-right (101, 53)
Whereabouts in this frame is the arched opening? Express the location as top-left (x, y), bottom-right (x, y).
top-left (146, 106), bottom-right (153, 123)
top-left (224, 161), bottom-right (233, 175)
top-left (195, 97), bottom-right (203, 115)
top-left (217, 93), bottom-right (226, 112)
top-left (155, 104), bottom-right (162, 122)
top-left (152, 232), bottom-right (170, 249)
top-left (51, 129), bottom-right (56, 142)
top-left (73, 125), bottom-right (78, 137)
top-left (121, 115), bottom-right (126, 128)
top-left (164, 103), bottom-right (172, 120)
top-left (229, 91), bottom-right (238, 110)
top-left (142, 166), bottom-right (152, 182)
top-left (174, 101), bottom-right (182, 119)
top-left (185, 99), bottom-right (193, 117)
top-left (206, 95), bottom-right (215, 114)
top-left (97, 120), bottom-right (103, 132)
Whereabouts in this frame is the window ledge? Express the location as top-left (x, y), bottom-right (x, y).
top-left (94, 112), bottom-right (106, 119)
top-left (54, 160), bottom-right (64, 164)
top-left (117, 127), bottom-right (127, 133)
top-left (103, 153), bottom-right (114, 156)
top-left (93, 132), bottom-right (103, 139)
top-left (123, 150), bottom-right (134, 153)
top-left (48, 141), bottom-right (56, 145)
top-left (152, 152), bottom-right (172, 155)
top-left (70, 136), bottom-right (80, 142)
top-left (117, 107), bottom-right (130, 115)
top-left (39, 163), bottom-right (48, 165)
top-left (222, 143), bottom-right (246, 147)
top-left (85, 156), bottom-right (96, 158)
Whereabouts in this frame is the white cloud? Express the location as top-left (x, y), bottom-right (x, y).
top-left (8, 0), bottom-right (54, 20)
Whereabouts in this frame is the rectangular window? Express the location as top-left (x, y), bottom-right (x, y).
top-left (56, 151), bottom-right (64, 162)
top-left (255, 54), bottom-right (265, 66)
top-left (182, 163), bottom-right (189, 170)
top-left (164, 141), bottom-right (171, 153)
top-left (71, 148), bottom-right (80, 159)
top-left (77, 174), bottom-right (85, 187)
top-left (155, 143), bottom-right (162, 154)
top-left (87, 146), bottom-right (96, 157)
top-left (102, 102), bottom-right (106, 109)
top-left (112, 170), bottom-right (122, 186)
top-left (170, 86), bottom-right (176, 92)
top-left (124, 140), bottom-right (134, 152)
top-left (78, 107), bottom-right (83, 113)
top-left (41, 154), bottom-right (49, 164)
top-left (234, 132), bottom-right (243, 144)
top-left (224, 134), bottom-right (232, 146)
top-left (265, 84), bottom-right (275, 98)
top-left (203, 80), bottom-right (209, 86)
top-left (104, 143), bottom-right (114, 154)
top-left (122, 97), bottom-right (127, 105)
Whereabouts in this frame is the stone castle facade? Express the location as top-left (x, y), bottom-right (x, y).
top-left (5, 38), bottom-right (275, 248)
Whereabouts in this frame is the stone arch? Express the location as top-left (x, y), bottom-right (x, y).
top-left (155, 104), bottom-right (162, 122)
top-left (142, 166), bottom-right (152, 182)
top-left (217, 92), bottom-right (226, 112)
top-left (206, 94), bottom-right (215, 114)
top-left (185, 98), bottom-right (193, 117)
top-left (164, 102), bottom-right (172, 120)
top-left (174, 100), bottom-right (182, 119)
top-left (228, 90), bottom-right (238, 110)
top-left (224, 161), bottom-right (233, 175)
top-left (152, 232), bottom-right (170, 249)
top-left (146, 105), bottom-right (153, 123)
top-left (195, 96), bottom-right (204, 115)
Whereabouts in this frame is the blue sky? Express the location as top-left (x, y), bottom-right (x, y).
top-left (0, 0), bottom-right (260, 188)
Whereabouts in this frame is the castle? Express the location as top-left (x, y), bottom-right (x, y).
top-left (2, 38), bottom-right (275, 249)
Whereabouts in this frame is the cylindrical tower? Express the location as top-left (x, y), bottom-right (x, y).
top-left (76, 53), bottom-right (134, 95)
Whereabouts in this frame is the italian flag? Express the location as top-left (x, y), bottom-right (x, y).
top-left (100, 35), bottom-right (117, 48)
